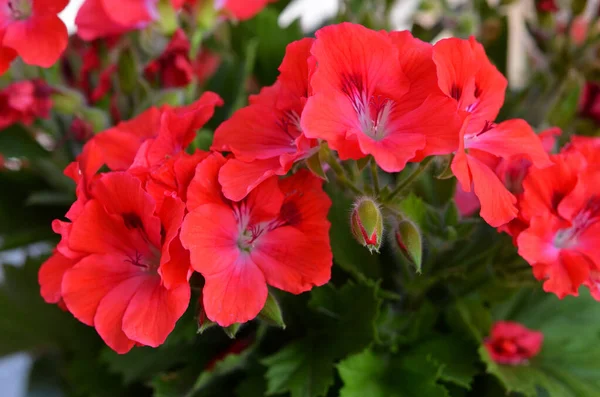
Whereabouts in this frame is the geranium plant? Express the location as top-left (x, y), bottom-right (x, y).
top-left (1, 0), bottom-right (600, 396)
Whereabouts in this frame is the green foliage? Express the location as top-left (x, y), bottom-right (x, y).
top-left (263, 280), bottom-right (382, 397)
top-left (480, 289), bottom-right (600, 397)
top-left (337, 349), bottom-right (449, 397)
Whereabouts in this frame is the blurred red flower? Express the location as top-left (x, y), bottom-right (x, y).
top-left (484, 321), bottom-right (543, 365)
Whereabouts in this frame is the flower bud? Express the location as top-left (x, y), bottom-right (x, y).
top-left (395, 220), bottom-right (423, 272)
top-left (351, 197), bottom-right (383, 254)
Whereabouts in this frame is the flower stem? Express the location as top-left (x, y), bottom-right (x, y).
top-left (384, 157), bottom-right (433, 203)
top-left (370, 159), bottom-right (380, 196)
top-left (325, 151), bottom-right (363, 195)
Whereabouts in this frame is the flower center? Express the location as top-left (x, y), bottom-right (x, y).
top-left (554, 196), bottom-right (600, 249)
top-left (7, 0), bottom-right (31, 20)
top-left (341, 74), bottom-right (394, 141)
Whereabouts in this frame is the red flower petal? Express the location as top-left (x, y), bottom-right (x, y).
top-left (4, 16), bottom-right (67, 67)
top-left (39, 251), bottom-right (79, 304)
top-left (94, 275), bottom-right (145, 354)
top-left (62, 253), bottom-right (140, 326)
top-left (217, 157), bottom-right (282, 202)
top-left (202, 255), bottom-right (267, 326)
top-left (122, 278), bottom-right (190, 347)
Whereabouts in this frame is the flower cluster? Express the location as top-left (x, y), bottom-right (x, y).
top-left (0, 79), bottom-right (52, 129)
top-left (37, 20), bottom-right (563, 354)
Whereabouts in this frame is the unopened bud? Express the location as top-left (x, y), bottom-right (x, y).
top-left (395, 220), bottom-right (423, 272)
top-left (351, 197), bottom-right (383, 254)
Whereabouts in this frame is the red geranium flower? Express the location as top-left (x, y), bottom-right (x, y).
top-left (41, 172), bottom-right (191, 354)
top-left (517, 140), bottom-right (600, 299)
top-left (0, 79), bottom-right (52, 129)
top-left (88, 91), bottom-right (222, 179)
top-left (301, 23), bottom-right (463, 173)
top-left (180, 154), bottom-right (332, 326)
top-left (484, 321), bottom-right (543, 365)
top-left (432, 36), bottom-right (507, 135)
top-left (144, 29), bottom-right (194, 88)
top-left (212, 38), bottom-right (318, 201)
top-left (451, 117), bottom-right (552, 227)
top-left (0, 0), bottom-right (68, 71)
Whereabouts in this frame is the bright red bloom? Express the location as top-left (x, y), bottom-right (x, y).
top-left (518, 143), bottom-right (600, 299)
top-left (451, 117), bottom-right (552, 227)
top-left (145, 29), bottom-right (194, 88)
top-left (432, 36), bottom-right (507, 135)
top-left (40, 172), bottom-right (191, 353)
top-left (0, 79), bottom-right (52, 129)
top-left (0, 0), bottom-right (68, 71)
top-left (301, 23), bottom-right (463, 173)
top-left (212, 38), bottom-right (318, 201)
top-left (484, 321), bottom-right (543, 365)
top-left (180, 154), bottom-right (332, 326)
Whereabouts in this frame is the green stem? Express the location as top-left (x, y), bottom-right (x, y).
top-left (370, 159), bottom-right (380, 196)
top-left (384, 157), bottom-right (433, 202)
top-left (325, 153), bottom-right (363, 195)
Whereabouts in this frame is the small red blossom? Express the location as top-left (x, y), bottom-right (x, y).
top-left (180, 154), bottom-right (332, 326)
top-left (579, 82), bottom-right (600, 124)
top-left (484, 321), bottom-right (543, 365)
top-left (536, 0), bottom-right (558, 13)
top-left (301, 23), bottom-right (463, 173)
top-left (0, 0), bottom-right (68, 72)
top-left (212, 38), bottom-right (318, 201)
top-left (0, 79), bottom-right (52, 129)
top-left (70, 117), bottom-right (94, 142)
top-left (144, 29), bottom-right (194, 88)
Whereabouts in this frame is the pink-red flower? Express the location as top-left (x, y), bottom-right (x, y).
top-left (0, 0), bottom-right (68, 72)
top-left (180, 154), bottom-right (332, 326)
top-left (301, 23), bottom-right (463, 173)
top-left (0, 79), bottom-right (52, 129)
top-left (144, 29), bottom-right (194, 88)
top-left (484, 321), bottom-right (543, 365)
top-left (212, 38), bottom-right (318, 201)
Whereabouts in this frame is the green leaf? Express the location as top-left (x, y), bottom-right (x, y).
top-left (411, 335), bottom-right (479, 389)
top-left (446, 297), bottom-right (493, 343)
top-left (397, 193), bottom-right (428, 227)
top-left (258, 292), bottom-right (285, 329)
top-left (337, 349), bottom-right (449, 397)
top-left (263, 341), bottom-right (335, 397)
top-left (325, 185), bottom-right (381, 279)
top-left (480, 288), bottom-right (600, 397)
top-left (263, 280), bottom-right (382, 397)
top-left (306, 148), bottom-right (327, 181)
top-left (192, 347), bottom-right (251, 393)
